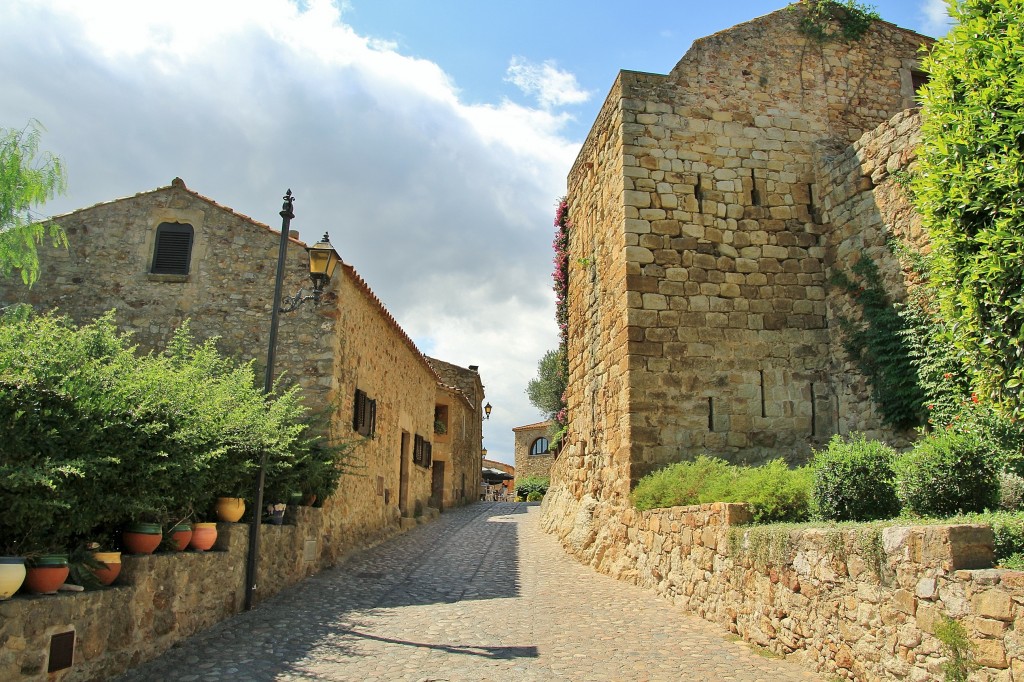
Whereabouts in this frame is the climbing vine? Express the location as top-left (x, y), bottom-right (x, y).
top-left (793, 0), bottom-right (880, 44)
top-left (549, 197), bottom-right (571, 449)
top-left (831, 255), bottom-right (925, 429)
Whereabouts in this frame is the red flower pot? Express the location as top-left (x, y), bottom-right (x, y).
top-left (169, 524), bottom-right (193, 551)
top-left (188, 522), bottom-right (218, 551)
top-left (24, 555), bottom-right (69, 595)
top-left (122, 523), bottom-right (162, 555)
top-left (91, 552), bottom-right (121, 586)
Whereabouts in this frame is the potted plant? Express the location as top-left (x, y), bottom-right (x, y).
top-left (188, 521), bottom-right (218, 551)
top-left (265, 502), bottom-right (287, 525)
top-left (121, 522), bottom-right (162, 554)
top-left (24, 553), bottom-right (70, 595)
top-left (168, 519), bottom-right (193, 551)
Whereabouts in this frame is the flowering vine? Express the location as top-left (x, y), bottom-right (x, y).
top-left (550, 197), bottom-right (571, 446)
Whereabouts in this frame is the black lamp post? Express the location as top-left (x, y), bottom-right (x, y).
top-left (245, 190), bottom-right (341, 612)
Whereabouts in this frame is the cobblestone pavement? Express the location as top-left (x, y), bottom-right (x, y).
top-left (118, 503), bottom-right (821, 681)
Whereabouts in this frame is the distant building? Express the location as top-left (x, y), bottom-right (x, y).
top-left (481, 459), bottom-right (515, 499)
top-left (513, 420), bottom-right (555, 483)
top-left (0, 177), bottom-right (485, 568)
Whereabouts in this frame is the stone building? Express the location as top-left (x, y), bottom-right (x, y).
top-left (553, 5), bottom-right (932, 508)
top-left (513, 420), bottom-right (555, 482)
top-left (425, 356), bottom-right (486, 510)
top-left (0, 178), bottom-right (486, 569)
top-left (481, 459), bottom-right (515, 499)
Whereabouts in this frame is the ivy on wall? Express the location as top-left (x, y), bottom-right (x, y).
top-left (831, 255), bottom-right (925, 429)
top-left (793, 0), bottom-right (881, 43)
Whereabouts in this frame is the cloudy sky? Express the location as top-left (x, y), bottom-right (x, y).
top-left (0, 0), bottom-right (950, 465)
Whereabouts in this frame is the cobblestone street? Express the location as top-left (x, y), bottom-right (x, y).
top-left (117, 503), bottom-right (821, 681)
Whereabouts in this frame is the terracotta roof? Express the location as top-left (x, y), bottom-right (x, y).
top-left (513, 420), bottom-right (553, 432)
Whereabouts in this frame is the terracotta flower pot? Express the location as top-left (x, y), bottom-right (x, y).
top-left (215, 497), bottom-right (245, 522)
top-left (122, 522), bottom-right (162, 555)
top-left (188, 522), bottom-right (218, 551)
top-left (24, 555), bottom-right (69, 595)
top-left (91, 551), bottom-right (121, 586)
top-left (169, 523), bottom-right (193, 551)
top-left (0, 557), bottom-right (26, 599)
top-left (301, 493), bottom-right (317, 506)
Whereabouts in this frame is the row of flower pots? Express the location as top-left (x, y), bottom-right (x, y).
top-left (0, 496), bottom-right (273, 599)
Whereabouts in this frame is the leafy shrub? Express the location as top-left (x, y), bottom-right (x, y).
top-left (913, 0), bottom-right (1024, 418)
top-left (631, 457), bottom-right (812, 523)
top-left (812, 434), bottom-right (900, 521)
top-left (0, 311), bottom-right (340, 553)
top-left (514, 476), bottom-right (550, 500)
top-left (999, 472), bottom-right (1024, 511)
top-left (894, 430), bottom-right (1000, 517)
top-left (526, 491), bottom-right (543, 502)
top-left (630, 456), bottom-right (733, 511)
top-left (711, 459), bottom-right (813, 524)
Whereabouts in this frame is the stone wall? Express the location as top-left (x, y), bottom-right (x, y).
top-left (819, 109), bottom-right (925, 445)
top-left (0, 510), bottom-right (403, 681)
top-left (426, 357), bottom-right (487, 510)
top-left (513, 421), bottom-right (555, 481)
top-left (561, 8), bottom-right (931, 496)
top-left (541, 491), bottom-right (1023, 680)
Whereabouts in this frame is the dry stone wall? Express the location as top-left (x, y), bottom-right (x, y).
top-left (561, 8), bottom-right (930, 494)
top-left (541, 491), bottom-right (1022, 681)
top-left (819, 109), bottom-right (925, 445)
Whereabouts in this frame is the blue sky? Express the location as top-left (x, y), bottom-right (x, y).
top-left (0, 0), bottom-right (950, 465)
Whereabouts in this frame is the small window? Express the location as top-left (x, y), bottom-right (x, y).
top-left (353, 388), bottom-right (377, 437)
top-left (530, 437), bottom-right (549, 456)
top-left (412, 434), bottom-right (431, 467)
top-left (434, 405), bottom-right (448, 435)
top-left (151, 222), bottom-right (194, 274)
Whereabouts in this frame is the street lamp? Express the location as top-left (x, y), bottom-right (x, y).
top-left (484, 402), bottom-right (492, 419)
top-left (245, 190), bottom-right (341, 612)
top-left (481, 447), bottom-right (488, 459)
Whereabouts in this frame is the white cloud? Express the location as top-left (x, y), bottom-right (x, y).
top-left (0, 0), bottom-right (572, 465)
top-left (505, 57), bottom-right (592, 109)
top-left (920, 0), bottom-right (954, 36)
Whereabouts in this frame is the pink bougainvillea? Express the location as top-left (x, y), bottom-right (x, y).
top-left (550, 197), bottom-right (570, 438)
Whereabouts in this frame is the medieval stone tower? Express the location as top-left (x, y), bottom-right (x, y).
top-left (559, 6), bottom-right (931, 503)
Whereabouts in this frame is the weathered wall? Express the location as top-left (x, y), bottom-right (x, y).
top-left (541, 492), bottom-right (1021, 681)
top-left (820, 109), bottom-right (925, 445)
top-left (426, 357), bottom-right (486, 510)
top-left (561, 9), bottom-right (931, 498)
top-left (0, 512), bottom-right (396, 681)
top-left (513, 421), bottom-right (555, 481)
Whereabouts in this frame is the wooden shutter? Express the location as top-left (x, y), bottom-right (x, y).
top-left (151, 222), bottom-right (194, 274)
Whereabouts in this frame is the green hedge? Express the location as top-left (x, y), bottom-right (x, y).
top-left (0, 309), bottom-right (352, 555)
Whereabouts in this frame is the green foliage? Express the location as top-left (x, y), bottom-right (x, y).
top-left (514, 475), bottom-right (550, 500)
top-left (793, 0), bottom-right (880, 43)
top-left (812, 434), bottom-right (901, 521)
top-left (894, 430), bottom-right (1000, 517)
top-left (630, 456), bottom-right (733, 510)
top-left (631, 457), bottom-right (813, 523)
top-left (832, 257), bottom-right (925, 429)
top-left (0, 310), bottom-right (342, 554)
top-left (0, 120), bottom-right (68, 286)
top-left (999, 471), bottom-right (1024, 511)
top-left (913, 0), bottom-right (1024, 419)
top-left (525, 346), bottom-right (568, 425)
top-left (526, 491), bottom-right (544, 502)
top-left (934, 616), bottom-right (978, 682)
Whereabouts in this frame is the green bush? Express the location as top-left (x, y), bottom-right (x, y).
top-left (894, 430), bottom-right (1000, 517)
top-left (812, 434), bottom-right (901, 521)
top-left (526, 491), bottom-right (543, 502)
top-left (710, 459), bottom-right (813, 524)
top-left (514, 476), bottom-right (550, 500)
top-left (913, 0), bottom-right (1024, 418)
top-left (630, 456), bottom-right (733, 511)
top-left (0, 310), bottom-right (341, 554)
top-left (631, 457), bottom-right (812, 523)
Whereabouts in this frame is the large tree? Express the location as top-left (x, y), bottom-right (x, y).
top-left (914, 0), bottom-right (1024, 416)
top-left (0, 121), bottom-right (67, 286)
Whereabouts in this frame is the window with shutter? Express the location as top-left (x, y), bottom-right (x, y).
top-left (412, 434), bottom-right (424, 465)
top-left (151, 222), bottom-right (194, 274)
top-left (354, 389), bottom-right (376, 437)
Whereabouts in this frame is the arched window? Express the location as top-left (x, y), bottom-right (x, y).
top-left (530, 437), bottom-right (549, 456)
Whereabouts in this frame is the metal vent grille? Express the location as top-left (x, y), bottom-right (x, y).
top-left (152, 222), bottom-right (194, 274)
top-left (48, 631), bottom-right (75, 672)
